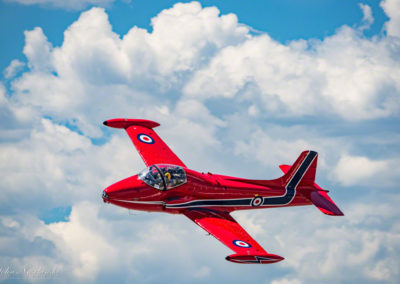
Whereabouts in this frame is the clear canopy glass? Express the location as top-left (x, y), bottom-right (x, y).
top-left (138, 164), bottom-right (187, 190)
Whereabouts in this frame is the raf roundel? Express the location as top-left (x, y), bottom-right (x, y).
top-left (233, 240), bottom-right (252, 248)
top-left (251, 196), bottom-right (263, 207)
top-left (137, 134), bottom-right (154, 144)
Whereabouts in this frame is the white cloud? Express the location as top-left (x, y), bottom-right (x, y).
top-left (6, 1), bottom-right (399, 143)
top-left (35, 202), bottom-right (118, 280)
top-left (381, 0), bottom-right (400, 37)
top-left (23, 27), bottom-right (53, 72)
top-left (271, 278), bottom-right (301, 284)
top-left (358, 3), bottom-right (374, 30)
top-left (333, 154), bottom-right (390, 186)
top-left (184, 26), bottom-right (400, 120)
top-left (232, 124), bottom-right (353, 180)
top-left (2, 195), bottom-right (397, 283)
top-left (234, 196), bottom-right (400, 283)
top-left (148, 2), bottom-right (249, 75)
top-left (365, 259), bottom-right (395, 280)
top-left (9, 5), bottom-right (248, 138)
top-left (3, 59), bottom-right (25, 79)
top-left (0, 118), bottom-right (145, 212)
top-left (25, 201), bottom-right (218, 282)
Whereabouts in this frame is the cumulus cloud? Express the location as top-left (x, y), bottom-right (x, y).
top-left (233, 125), bottom-right (348, 170)
top-left (184, 26), bottom-right (400, 120)
top-left (1, 1), bottom-right (400, 283)
top-left (0, 202), bottom-right (219, 283)
top-left (0, 117), bottom-right (150, 219)
top-left (36, 202), bottom-right (118, 280)
top-left (3, 59), bottom-right (25, 79)
top-left (10, 5), bottom-right (248, 138)
top-left (7, 1), bottom-right (400, 143)
top-left (359, 3), bottom-right (374, 30)
top-left (23, 27), bottom-right (53, 72)
top-left (381, 0), bottom-right (400, 37)
top-left (234, 196), bottom-right (400, 283)
top-left (332, 153), bottom-right (400, 187)
top-left (333, 154), bottom-right (389, 186)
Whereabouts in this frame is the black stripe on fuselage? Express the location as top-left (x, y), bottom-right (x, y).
top-left (229, 256), bottom-right (278, 263)
top-left (262, 150), bottom-right (317, 206)
top-left (166, 198), bottom-right (251, 208)
top-left (166, 151), bottom-right (317, 209)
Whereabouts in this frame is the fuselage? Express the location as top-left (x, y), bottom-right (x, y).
top-left (102, 164), bottom-right (312, 214)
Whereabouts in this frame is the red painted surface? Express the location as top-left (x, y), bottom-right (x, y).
top-left (102, 118), bottom-right (344, 264)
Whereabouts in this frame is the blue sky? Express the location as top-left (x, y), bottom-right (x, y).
top-left (0, 0), bottom-right (399, 283)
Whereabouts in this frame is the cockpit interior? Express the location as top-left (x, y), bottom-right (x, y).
top-left (138, 164), bottom-right (187, 190)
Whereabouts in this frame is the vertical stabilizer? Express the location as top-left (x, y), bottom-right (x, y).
top-left (280, 150), bottom-right (318, 188)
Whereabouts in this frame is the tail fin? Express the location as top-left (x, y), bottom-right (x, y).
top-left (278, 150), bottom-right (318, 188)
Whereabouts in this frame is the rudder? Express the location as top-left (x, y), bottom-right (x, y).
top-left (281, 150), bottom-right (318, 188)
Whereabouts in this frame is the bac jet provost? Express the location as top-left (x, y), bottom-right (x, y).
top-left (102, 118), bottom-right (344, 264)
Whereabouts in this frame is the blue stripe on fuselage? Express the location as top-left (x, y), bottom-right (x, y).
top-left (262, 150), bottom-right (317, 206)
top-left (166, 198), bottom-right (251, 208)
top-left (166, 151), bottom-right (317, 209)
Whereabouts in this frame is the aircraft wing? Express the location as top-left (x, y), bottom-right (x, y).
top-left (103, 118), bottom-right (186, 167)
top-left (184, 208), bottom-right (283, 264)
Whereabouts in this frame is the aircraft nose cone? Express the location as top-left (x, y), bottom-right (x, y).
top-left (102, 175), bottom-right (144, 202)
top-left (102, 190), bottom-right (109, 203)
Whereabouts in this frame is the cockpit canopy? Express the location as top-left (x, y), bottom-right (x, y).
top-left (138, 164), bottom-right (187, 190)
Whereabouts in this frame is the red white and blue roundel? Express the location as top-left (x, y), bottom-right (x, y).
top-left (251, 196), bottom-right (263, 207)
top-left (137, 134), bottom-right (154, 144)
top-left (233, 240), bottom-right (251, 248)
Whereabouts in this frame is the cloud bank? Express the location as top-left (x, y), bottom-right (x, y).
top-left (1, 1), bottom-right (400, 283)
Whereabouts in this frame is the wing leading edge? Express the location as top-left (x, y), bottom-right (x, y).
top-left (104, 118), bottom-right (186, 167)
top-left (184, 209), bottom-right (283, 264)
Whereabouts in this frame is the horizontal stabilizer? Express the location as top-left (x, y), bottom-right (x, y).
top-left (103, 118), bottom-right (160, 129)
top-left (226, 253), bottom-right (284, 264)
top-left (310, 191), bottom-right (344, 216)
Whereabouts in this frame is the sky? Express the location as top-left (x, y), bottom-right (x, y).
top-left (0, 0), bottom-right (399, 283)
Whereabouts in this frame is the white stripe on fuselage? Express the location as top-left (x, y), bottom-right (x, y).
top-left (113, 199), bottom-right (165, 205)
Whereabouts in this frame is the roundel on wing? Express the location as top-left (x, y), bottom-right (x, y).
top-left (233, 240), bottom-right (252, 248)
top-left (251, 196), bottom-right (263, 207)
top-left (137, 134), bottom-right (154, 144)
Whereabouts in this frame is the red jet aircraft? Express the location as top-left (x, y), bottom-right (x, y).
top-left (102, 118), bottom-right (344, 264)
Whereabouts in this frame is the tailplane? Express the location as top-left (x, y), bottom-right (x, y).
top-left (309, 190), bottom-right (344, 216)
